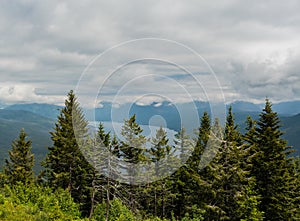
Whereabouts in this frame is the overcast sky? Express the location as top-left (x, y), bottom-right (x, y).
top-left (0, 0), bottom-right (300, 106)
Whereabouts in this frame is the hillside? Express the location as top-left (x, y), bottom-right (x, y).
top-left (0, 109), bottom-right (54, 172)
top-left (281, 113), bottom-right (300, 155)
top-left (5, 103), bottom-right (61, 120)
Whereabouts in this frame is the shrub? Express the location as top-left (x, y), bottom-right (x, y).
top-left (92, 199), bottom-right (135, 221)
top-left (0, 184), bottom-right (83, 221)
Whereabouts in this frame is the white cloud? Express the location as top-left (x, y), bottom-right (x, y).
top-left (0, 83), bottom-right (63, 104)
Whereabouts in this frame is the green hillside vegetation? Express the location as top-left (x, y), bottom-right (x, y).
top-left (0, 110), bottom-right (53, 172)
top-left (0, 91), bottom-right (299, 220)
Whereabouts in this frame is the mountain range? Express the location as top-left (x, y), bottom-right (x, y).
top-left (0, 100), bottom-right (299, 172)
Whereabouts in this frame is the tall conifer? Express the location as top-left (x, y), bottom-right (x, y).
top-left (250, 99), bottom-right (299, 219)
top-left (43, 90), bottom-right (92, 216)
top-left (4, 129), bottom-right (34, 185)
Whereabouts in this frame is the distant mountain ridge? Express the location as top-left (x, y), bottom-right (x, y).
top-left (5, 103), bottom-right (61, 120)
top-left (4, 100), bottom-right (300, 121)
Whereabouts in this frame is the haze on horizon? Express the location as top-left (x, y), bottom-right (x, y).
top-left (0, 1), bottom-right (300, 107)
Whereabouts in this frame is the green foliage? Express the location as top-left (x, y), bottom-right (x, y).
top-left (174, 127), bottom-right (193, 164)
top-left (144, 127), bottom-right (172, 218)
top-left (193, 111), bottom-right (211, 166)
top-left (119, 115), bottom-right (147, 211)
top-left (120, 114), bottom-right (147, 166)
top-left (237, 184), bottom-right (264, 221)
top-left (181, 205), bottom-right (205, 221)
top-left (199, 108), bottom-right (261, 220)
top-left (4, 128), bottom-right (34, 185)
top-left (92, 199), bottom-right (135, 221)
top-left (149, 126), bottom-right (171, 177)
top-left (143, 217), bottom-right (170, 221)
top-left (43, 90), bottom-right (93, 216)
top-left (170, 113), bottom-right (211, 219)
top-left (0, 184), bottom-right (82, 221)
top-left (248, 99), bottom-right (299, 219)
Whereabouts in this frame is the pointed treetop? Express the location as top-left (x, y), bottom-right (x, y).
top-left (224, 106), bottom-right (241, 143)
top-left (263, 98), bottom-right (272, 113)
top-left (4, 128), bottom-right (35, 185)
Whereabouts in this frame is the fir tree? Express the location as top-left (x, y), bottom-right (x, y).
top-left (250, 99), bottom-right (299, 220)
top-left (170, 127), bottom-right (195, 218)
top-left (119, 114), bottom-right (147, 211)
top-left (204, 108), bottom-right (254, 220)
top-left (178, 112), bottom-right (211, 219)
top-left (190, 111), bottom-right (211, 171)
top-left (4, 129), bottom-right (34, 185)
top-left (120, 114), bottom-right (147, 184)
top-left (146, 126), bottom-right (171, 217)
top-left (43, 90), bottom-right (93, 216)
top-left (174, 127), bottom-right (193, 165)
top-left (83, 123), bottom-right (122, 219)
top-left (149, 126), bottom-right (171, 178)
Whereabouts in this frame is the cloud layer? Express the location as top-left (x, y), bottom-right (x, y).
top-left (0, 0), bottom-right (299, 105)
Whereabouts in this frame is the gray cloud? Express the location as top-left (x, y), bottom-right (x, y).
top-left (0, 0), bottom-right (299, 105)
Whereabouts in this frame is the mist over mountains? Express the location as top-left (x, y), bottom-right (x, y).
top-left (0, 100), bottom-right (299, 172)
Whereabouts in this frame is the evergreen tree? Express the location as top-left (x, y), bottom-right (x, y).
top-left (190, 111), bottom-right (211, 171)
top-left (249, 99), bottom-right (299, 220)
top-left (243, 116), bottom-right (257, 147)
top-left (149, 126), bottom-right (171, 178)
top-left (239, 116), bottom-right (265, 221)
top-left (92, 123), bottom-right (123, 221)
top-left (174, 127), bottom-right (193, 165)
top-left (170, 127), bottom-right (195, 218)
top-left (4, 129), bottom-right (34, 185)
top-left (147, 126), bottom-right (171, 217)
top-left (119, 114), bottom-right (147, 211)
top-left (224, 106), bottom-right (242, 144)
top-left (83, 123), bottom-right (122, 219)
top-left (178, 112), bottom-right (211, 219)
top-left (120, 114), bottom-right (147, 184)
top-left (204, 108), bottom-right (255, 220)
top-left (111, 134), bottom-right (121, 158)
top-left (43, 90), bottom-right (93, 216)
top-left (189, 118), bottom-right (224, 220)
top-left (96, 122), bottom-right (110, 147)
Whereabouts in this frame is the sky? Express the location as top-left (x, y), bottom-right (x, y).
top-left (0, 0), bottom-right (300, 107)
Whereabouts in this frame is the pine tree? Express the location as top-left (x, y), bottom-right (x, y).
top-left (249, 99), bottom-right (299, 220)
top-left (204, 108), bottom-right (254, 220)
top-left (83, 123), bottom-right (122, 219)
top-left (239, 116), bottom-right (264, 221)
top-left (43, 90), bottom-right (93, 216)
top-left (146, 126), bottom-right (171, 217)
top-left (120, 114), bottom-right (147, 184)
top-left (4, 129), bottom-right (34, 185)
top-left (190, 111), bottom-right (211, 171)
top-left (149, 126), bottom-right (171, 178)
top-left (178, 112), bottom-right (211, 219)
top-left (174, 127), bottom-right (193, 165)
top-left (111, 134), bottom-right (121, 158)
top-left (224, 106), bottom-right (242, 144)
top-left (119, 114), bottom-right (147, 211)
top-left (170, 127), bottom-right (195, 218)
